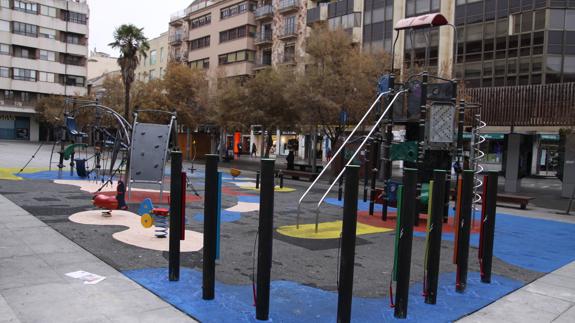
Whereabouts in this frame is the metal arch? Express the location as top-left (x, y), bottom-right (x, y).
top-left (72, 104), bottom-right (132, 146)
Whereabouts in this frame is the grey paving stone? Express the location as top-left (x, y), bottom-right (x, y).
top-left (0, 295), bottom-right (20, 323)
top-left (458, 297), bottom-right (560, 323)
top-left (107, 307), bottom-right (196, 323)
top-left (553, 304), bottom-right (575, 323)
top-left (525, 280), bottom-right (575, 303)
top-left (503, 289), bottom-right (572, 315)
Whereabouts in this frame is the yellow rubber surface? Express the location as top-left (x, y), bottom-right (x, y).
top-left (276, 220), bottom-right (393, 240)
top-left (0, 168), bottom-right (46, 180)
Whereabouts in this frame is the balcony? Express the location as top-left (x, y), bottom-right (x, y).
top-left (306, 4), bottom-right (328, 26)
top-left (255, 5), bottom-right (273, 20)
top-left (254, 32), bottom-right (273, 46)
top-left (169, 34), bottom-right (184, 45)
top-left (278, 0), bottom-right (299, 14)
top-left (278, 28), bottom-right (297, 40)
top-left (253, 55), bottom-right (272, 70)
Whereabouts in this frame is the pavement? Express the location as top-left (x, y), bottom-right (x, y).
top-left (458, 261), bottom-right (575, 323)
top-left (0, 194), bottom-right (195, 323)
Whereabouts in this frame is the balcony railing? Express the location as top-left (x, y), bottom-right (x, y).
top-left (279, 27), bottom-right (297, 39)
top-left (255, 5), bottom-right (273, 19)
top-left (307, 7), bottom-right (321, 25)
top-left (279, 0), bottom-right (299, 13)
top-left (169, 34), bottom-right (184, 44)
top-left (255, 32), bottom-right (273, 44)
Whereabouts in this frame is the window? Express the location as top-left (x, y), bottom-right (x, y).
top-left (549, 9), bottom-right (565, 30)
top-left (13, 68), bottom-right (36, 81)
top-left (14, 1), bottom-right (38, 14)
top-left (40, 5), bottom-right (57, 17)
top-left (159, 67), bottom-right (163, 78)
top-left (13, 22), bottom-right (37, 37)
top-left (13, 46), bottom-right (35, 59)
top-left (0, 44), bottom-right (9, 55)
top-left (220, 1), bottom-right (255, 19)
top-left (284, 44), bottom-right (295, 63)
top-left (0, 67), bottom-right (9, 78)
top-left (160, 47), bottom-right (164, 62)
top-left (38, 72), bottom-right (55, 83)
top-left (39, 27), bottom-right (56, 39)
top-left (406, 0), bottom-right (440, 17)
top-left (61, 75), bottom-right (85, 87)
top-left (65, 33), bottom-right (82, 44)
top-left (66, 11), bottom-right (88, 25)
top-left (150, 50), bottom-right (157, 65)
top-left (284, 16), bottom-right (296, 35)
top-left (218, 50), bottom-right (255, 65)
top-left (0, 0), bottom-right (9, 8)
top-left (39, 50), bottom-right (56, 61)
top-left (190, 58), bottom-right (209, 69)
top-left (191, 14), bottom-right (211, 29)
top-left (220, 25), bottom-right (256, 43)
top-left (190, 36), bottom-right (210, 50)
top-left (0, 20), bottom-right (9, 32)
top-left (149, 69), bottom-right (156, 81)
top-left (64, 54), bottom-right (84, 66)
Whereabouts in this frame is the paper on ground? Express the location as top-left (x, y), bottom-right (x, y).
top-left (65, 270), bottom-right (106, 284)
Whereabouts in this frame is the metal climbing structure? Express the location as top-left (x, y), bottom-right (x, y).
top-left (127, 110), bottom-right (177, 202)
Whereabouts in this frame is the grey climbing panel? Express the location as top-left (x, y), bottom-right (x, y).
top-left (129, 122), bottom-right (171, 183)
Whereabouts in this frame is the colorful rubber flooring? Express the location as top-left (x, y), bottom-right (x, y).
top-left (125, 268), bottom-right (522, 323)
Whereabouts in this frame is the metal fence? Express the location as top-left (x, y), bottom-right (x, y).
top-left (466, 82), bottom-right (575, 127)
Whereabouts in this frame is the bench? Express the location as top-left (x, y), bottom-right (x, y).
top-left (448, 189), bottom-right (534, 210)
top-left (495, 194), bottom-right (535, 210)
top-left (293, 163), bottom-right (324, 172)
top-left (282, 169), bottom-right (319, 182)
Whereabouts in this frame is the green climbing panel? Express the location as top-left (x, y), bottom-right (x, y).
top-left (390, 141), bottom-right (418, 163)
top-left (63, 144), bottom-right (88, 160)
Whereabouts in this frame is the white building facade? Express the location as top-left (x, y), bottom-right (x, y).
top-left (0, 0), bottom-right (89, 141)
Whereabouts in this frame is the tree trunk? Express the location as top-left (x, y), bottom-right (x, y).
top-left (311, 126), bottom-right (317, 173)
top-left (124, 81), bottom-right (131, 123)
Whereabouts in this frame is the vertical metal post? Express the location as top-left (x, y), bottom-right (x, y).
top-left (394, 168), bottom-right (418, 319)
top-left (363, 147), bottom-right (369, 203)
top-left (256, 171), bottom-right (260, 189)
top-left (424, 170), bottom-right (447, 304)
top-left (455, 170), bottom-right (474, 293)
top-left (337, 165), bottom-right (360, 323)
top-left (169, 150), bottom-right (182, 281)
top-left (338, 146), bottom-right (345, 201)
top-left (480, 171), bottom-right (498, 283)
top-left (382, 123), bottom-right (393, 221)
top-left (203, 154), bottom-right (219, 300)
top-left (256, 159), bottom-right (275, 321)
top-left (369, 140), bottom-right (380, 215)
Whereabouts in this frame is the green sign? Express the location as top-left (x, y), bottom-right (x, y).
top-left (540, 134), bottom-right (559, 141)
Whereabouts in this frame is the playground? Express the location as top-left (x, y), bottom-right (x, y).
top-left (2, 12), bottom-right (575, 323)
top-left (1, 140), bottom-right (575, 322)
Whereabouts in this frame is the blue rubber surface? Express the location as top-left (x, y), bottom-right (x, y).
top-left (326, 199), bottom-right (575, 273)
top-left (124, 268), bottom-right (522, 323)
top-left (192, 196), bottom-right (258, 223)
top-left (18, 170), bottom-right (93, 181)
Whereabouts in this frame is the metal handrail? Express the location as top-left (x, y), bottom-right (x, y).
top-left (296, 91), bottom-right (387, 228)
top-left (312, 89), bottom-right (408, 232)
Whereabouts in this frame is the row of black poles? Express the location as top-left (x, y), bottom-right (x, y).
top-left (169, 150), bottom-right (183, 281)
top-left (203, 154), bottom-right (219, 299)
top-left (455, 170), bottom-right (474, 293)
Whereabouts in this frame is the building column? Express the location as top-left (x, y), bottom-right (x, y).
top-left (504, 134), bottom-right (522, 193)
top-left (250, 126), bottom-right (256, 155)
top-left (298, 134), bottom-right (306, 159)
top-left (562, 134), bottom-right (575, 198)
top-left (276, 128), bottom-right (282, 156)
top-left (29, 117), bottom-right (39, 142)
top-left (439, 0), bottom-right (455, 79)
top-left (530, 134), bottom-right (540, 175)
top-left (392, 1), bottom-right (405, 78)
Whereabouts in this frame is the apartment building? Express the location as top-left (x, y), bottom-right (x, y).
top-left (0, 0), bottom-right (89, 141)
top-left (135, 31), bottom-right (168, 82)
top-left (253, 0), bottom-right (308, 71)
top-left (169, 0), bottom-right (258, 80)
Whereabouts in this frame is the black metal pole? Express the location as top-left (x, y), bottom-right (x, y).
top-left (480, 171), bottom-right (498, 283)
top-left (337, 165), bottom-right (360, 323)
top-left (394, 168), bottom-right (418, 319)
top-left (256, 171), bottom-right (260, 189)
top-left (256, 159), bottom-right (275, 321)
top-left (338, 145), bottom-right (345, 201)
top-left (363, 148), bottom-right (369, 203)
top-left (382, 123), bottom-right (393, 221)
top-left (424, 170), bottom-right (447, 304)
top-left (369, 140), bottom-right (380, 216)
top-left (456, 170), bottom-right (474, 293)
top-left (169, 150), bottom-right (183, 281)
top-left (203, 154), bottom-right (219, 300)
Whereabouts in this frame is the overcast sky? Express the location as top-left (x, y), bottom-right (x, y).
top-left (88, 0), bottom-right (191, 57)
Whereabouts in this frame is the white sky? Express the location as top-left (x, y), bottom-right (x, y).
top-left (87, 0), bottom-right (191, 57)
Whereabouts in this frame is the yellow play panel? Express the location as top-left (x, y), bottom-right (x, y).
top-left (277, 221), bottom-right (392, 240)
top-left (0, 168), bottom-right (46, 180)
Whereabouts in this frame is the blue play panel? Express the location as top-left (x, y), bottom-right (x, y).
top-left (124, 268), bottom-right (522, 323)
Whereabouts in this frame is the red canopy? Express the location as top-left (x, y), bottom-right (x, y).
top-left (394, 13), bottom-right (449, 31)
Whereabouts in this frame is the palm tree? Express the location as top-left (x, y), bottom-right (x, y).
top-left (109, 24), bottom-right (149, 121)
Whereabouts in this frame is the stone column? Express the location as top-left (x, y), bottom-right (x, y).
top-left (562, 134), bottom-right (575, 198)
top-left (504, 133), bottom-right (522, 193)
